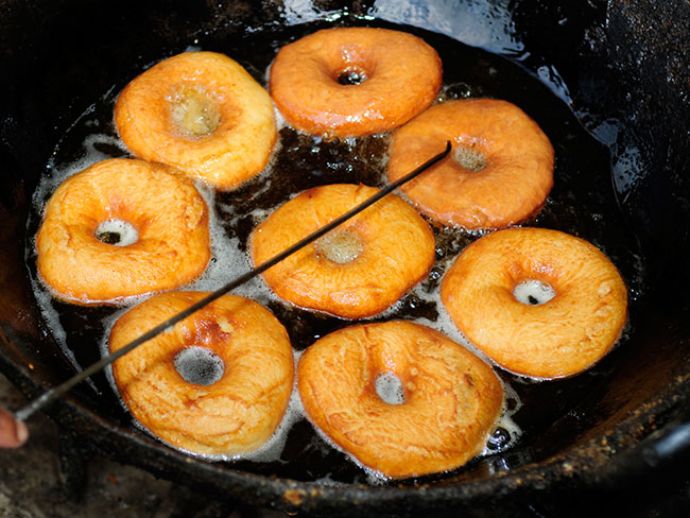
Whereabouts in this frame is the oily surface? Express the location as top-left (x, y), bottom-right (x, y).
top-left (387, 99), bottom-right (554, 229)
top-left (36, 158), bottom-right (210, 304)
top-left (270, 27), bottom-right (442, 137)
top-left (251, 184), bottom-right (436, 319)
top-left (22, 16), bottom-right (648, 486)
top-left (441, 228), bottom-right (628, 378)
top-left (298, 321), bottom-right (504, 478)
top-left (110, 291), bottom-right (294, 456)
top-left (115, 51), bottom-right (276, 190)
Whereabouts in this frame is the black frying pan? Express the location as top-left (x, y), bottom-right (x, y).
top-left (0, 0), bottom-right (689, 515)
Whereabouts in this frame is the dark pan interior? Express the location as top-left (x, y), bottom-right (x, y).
top-left (0, 0), bottom-right (689, 515)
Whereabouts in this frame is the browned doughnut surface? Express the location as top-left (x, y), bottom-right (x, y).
top-left (387, 99), bottom-right (554, 230)
top-left (441, 228), bottom-right (628, 378)
top-left (110, 291), bottom-right (294, 456)
top-left (36, 158), bottom-right (210, 304)
top-left (298, 321), bottom-right (503, 478)
top-left (269, 27), bottom-right (442, 137)
top-left (115, 51), bottom-right (277, 190)
top-left (250, 184), bottom-right (435, 319)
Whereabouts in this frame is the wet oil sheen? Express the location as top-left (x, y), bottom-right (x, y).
top-left (25, 19), bottom-right (645, 486)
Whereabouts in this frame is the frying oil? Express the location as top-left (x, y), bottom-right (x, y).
top-left (25, 19), bottom-right (646, 485)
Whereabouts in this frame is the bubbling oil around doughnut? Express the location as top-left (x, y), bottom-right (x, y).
top-left (27, 89), bottom-right (525, 477)
top-left (27, 19), bottom-right (647, 484)
top-left (28, 120), bottom-right (132, 392)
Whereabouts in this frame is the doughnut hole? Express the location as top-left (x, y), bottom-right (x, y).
top-left (453, 144), bottom-right (488, 173)
top-left (168, 83), bottom-right (221, 139)
top-left (374, 372), bottom-right (405, 405)
top-left (95, 219), bottom-right (139, 247)
top-left (330, 51), bottom-right (375, 87)
top-left (513, 279), bottom-right (557, 305)
top-left (173, 346), bottom-right (225, 386)
top-left (367, 337), bottom-right (415, 408)
top-left (314, 229), bottom-right (364, 264)
top-left (337, 66), bottom-right (368, 85)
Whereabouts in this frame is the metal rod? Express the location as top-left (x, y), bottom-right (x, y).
top-left (14, 142), bottom-right (451, 422)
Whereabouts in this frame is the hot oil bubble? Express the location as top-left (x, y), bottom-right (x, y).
top-left (30, 284), bottom-right (87, 386)
top-left (189, 183), bottom-right (275, 305)
top-left (482, 381), bottom-right (524, 455)
top-left (486, 427), bottom-right (511, 450)
top-left (240, 387), bottom-right (304, 464)
top-left (35, 132), bottom-right (128, 212)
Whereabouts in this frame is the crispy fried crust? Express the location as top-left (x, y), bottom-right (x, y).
top-left (387, 99), bottom-right (554, 230)
top-left (250, 184), bottom-right (436, 319)
top-left (270, 27), bottom-right (442, 137)
top-left (36, 158), bottom-right (210, 304)
top-left (298, 321), bottom-right (503, 478)
top-left (115, 51), bottom-right (276, 190)
top-left (441, 227), bottom-right (628, 378)
top-left (110, 292), bottom-right (294, 456)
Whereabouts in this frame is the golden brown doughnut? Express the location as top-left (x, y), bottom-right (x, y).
top-left (298, 321), bottom-right (503, 478)
top-left (387, 99), bottom-right (554, 230)
top-left (36, 158), bottom-right (210, 304)
top-left (269, 27), bottom-right (442, 137)
top-left (115, 51), bottom-right (277, 190)
top-left (441, 227), bottom-right (628, 378)
top-left (110, 291), bottom-right (294, 456)
top-left (250, 184), bottom-right (435, 319)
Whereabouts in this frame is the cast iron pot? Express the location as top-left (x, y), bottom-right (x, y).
top-left (0, 0), bottom-right (689, 515)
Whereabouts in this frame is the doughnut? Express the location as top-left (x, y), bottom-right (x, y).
top-left (269, 27), bottom-right (442, 137)
top-left (109, 291), bottom-right (294, 456)
top-left (250, 184), bottom-right (435, 319)
top-left (387, 99), bottom-right (554, 230)
top-left (115, 51), bottom-right (277, 190)
top-left (298, 321), bottom-right (503, 478)
top-left (441, 227), bottom-right (628, 378)
top-left (36, 158), bottom-right (210, 304)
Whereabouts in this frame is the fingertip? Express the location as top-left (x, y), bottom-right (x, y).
top-left (0, 408), bottom-right (27, 448)
top-left (15, 420), bottom-right (28, 445)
